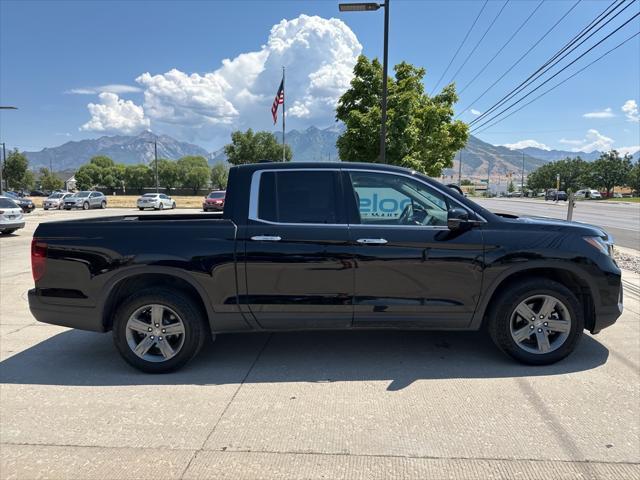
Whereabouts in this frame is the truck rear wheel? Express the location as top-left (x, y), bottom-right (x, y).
top-left (487, 278), bottom-right (583, 365)
top-left (112, 288), bottom-right (206, 373)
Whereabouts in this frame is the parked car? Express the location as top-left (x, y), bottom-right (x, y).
top-left (4, 191), bottom-right (35, 213)
top-left (575, 189), bottom-right (602, 200)
top-left (137, 193), bottom-right (176, 211)
top-left (28, 162), bottom-right (623, 373)
top-left (203, 190), bottom-right (226, 211)
top-left (28, 190), bottom-right (47, 197)
top-left (43, 192), bottom-right (74, 210)
top-left (0, 196), bottom-right (25, 234)
top-left (544, 190), bottom-right (567, 201)
top-left (63, 191), bottom-right (107, 210)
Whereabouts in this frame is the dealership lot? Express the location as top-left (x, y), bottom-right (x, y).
top-left (1, 209), bottom-right (639, 479)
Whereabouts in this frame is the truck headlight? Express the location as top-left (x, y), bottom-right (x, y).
top-left (583, 236), bottom-right (614, 256)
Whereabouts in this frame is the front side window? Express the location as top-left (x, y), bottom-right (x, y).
top-left (257, 170), bottom-right (339, 224)
top-left (348, 171), bottom-right (449, 226)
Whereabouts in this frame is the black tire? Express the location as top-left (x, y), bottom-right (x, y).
top-left (159, 202), bottom-right (164, 210)
top-left (139, 207), bottom-right (144, 211)
top-left (101, 201), bottom-right (107, 209)
top-left (83, 202), bottom-right (89, 210)
top-left (172, 202), bottom-right (176, 209)
top-left (2, 229), bottom-right (17, 234)
top-left (487, 278), bottom-right (583, 365)
top-left (44, 207), bottom-right (49, 211)
top-left (112, 288), bottom-right (207, 373)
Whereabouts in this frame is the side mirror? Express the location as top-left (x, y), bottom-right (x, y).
top-left (447, 207), bottom-right (470, 230)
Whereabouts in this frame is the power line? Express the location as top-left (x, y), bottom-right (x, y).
top-left (457, 0), bottom-right (585, 118)
top-left (458, 0), bottom-right (545, 96)
top-left (447, 0), bottom-right (510, 87)
top-left (469, 0), bottom-right (632, 126)
top-left (473, 30), bottom-right (639, 134)
top-left (430, 0), bottom-right (488, 95)
top-left (470, 17), bottom-right (640, 133)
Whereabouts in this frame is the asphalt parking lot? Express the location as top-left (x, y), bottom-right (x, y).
top-left (1, 208), bottom-right (639, 479)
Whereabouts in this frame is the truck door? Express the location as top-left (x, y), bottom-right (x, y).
top-left (243, 168), bottom-right (354, 329)
top-left (344, 169), bottom-right (484, 329)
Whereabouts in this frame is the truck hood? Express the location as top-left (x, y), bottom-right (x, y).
top-left (513, 215), bottom-right (610, 240)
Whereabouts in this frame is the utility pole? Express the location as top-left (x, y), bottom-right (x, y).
top-left (521, 152), bottom-right (525, 194)
top-left (457, 150), bottom-right (463, 186)
top-left (1, 142), bottom-right (5, 194)
top-left (154, 140), bottom-right (159, 193)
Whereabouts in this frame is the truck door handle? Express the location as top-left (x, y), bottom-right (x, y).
top-left (356, 238), bottom-right (388, 245)
top-left (251, 235), bottom-right (282, 242)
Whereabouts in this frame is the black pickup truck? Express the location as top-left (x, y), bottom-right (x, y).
top-left (29, 162), bottom-right (623, 372)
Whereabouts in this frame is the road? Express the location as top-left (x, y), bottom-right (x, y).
top-left (475, 198), bottom-right (640, 250)
top-left (1, 208), bottom-right (639, 479)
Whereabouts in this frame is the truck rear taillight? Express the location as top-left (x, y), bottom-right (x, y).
top-left (31, 238), bottom-right (47, 282)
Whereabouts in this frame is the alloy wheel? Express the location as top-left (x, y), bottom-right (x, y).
top-left (509, 294), bottom-right (572, 354)
top-left (125, 304), bottom-right (186, 362)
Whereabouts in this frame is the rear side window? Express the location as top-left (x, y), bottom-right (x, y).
top-left (257, 171), bottom-right (339, 224)
top-left (0, 198), bottom-right (18, 208)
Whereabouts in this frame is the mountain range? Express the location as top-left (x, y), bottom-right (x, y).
top-left (23, 127), bottom-right (638, 178)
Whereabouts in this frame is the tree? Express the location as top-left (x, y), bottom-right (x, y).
top-left (336, 55), bottom-right (469, 176)
top-left (210, 163), bottom-right (229, 190)
top-left (507, 180), bottom-right (515, 193)
top-left (75, 163), bottom-right (103, 190)
top-left (224, 129), bottom-right (292, 165)
top-left (39, 168), bottom-right (64, 191)
top-left (177, 156), bottom-right (210, 194)
top-left (460, 179), bottom-right (473, 186)
top-left (124, 164), bottom-right (152, 193)
top-left (3, 149), bottom-right (31, 190)
top-left (158, 159), bottom-right (181, 193)
top-left (74, 155), bottom-right (124, 192)
top-left (584, 151), bottom-right (633, 197)
top-left (628, 160), bottom-right (640, 196)
top-left (526, 157), bottom-right (589, 192)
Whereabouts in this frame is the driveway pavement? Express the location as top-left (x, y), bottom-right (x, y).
top-left (1, 209), bottom-right (639, 479)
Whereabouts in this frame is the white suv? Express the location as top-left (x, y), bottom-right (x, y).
top-left (0, 196), bottom-right (25, 234)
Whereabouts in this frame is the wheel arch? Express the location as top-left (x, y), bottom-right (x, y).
top-left (100, 268), bottom-right (214, 334)
top-left (472, 264), bottom-right (597, 332)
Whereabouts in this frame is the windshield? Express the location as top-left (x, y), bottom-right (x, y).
top-left (48, 193), bottom-right (63, 199)
top-left (76, 192), bottom-right (90, 198)
top-left (0, 198), bottom-right (18, 208)
top-left (142, 194), bottom-right (158, 197)
top-left (208, 192), bottom-right (225, 199)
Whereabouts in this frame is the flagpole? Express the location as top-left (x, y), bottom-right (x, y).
top-left (282, 66), bottom-right (286, 162)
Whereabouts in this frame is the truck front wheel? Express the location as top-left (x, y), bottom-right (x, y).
top-left (112, 288), bottom-right (206, 373)
top-left (487, 278), bottom-right (583, 365)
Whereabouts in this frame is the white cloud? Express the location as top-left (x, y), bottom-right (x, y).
top-left (617, 145), bottom-right (640, 156)
top-left (502, 139), bottom-right (550, 151)
top-left (622, 99), bottom-right (639, 122)
top-left (80, 92), bottom-right (150, 134)
top-left (470, 109), bottom-right (481, 116)
top-left (559, 138), bottom-right (584, 146)
top-left (66, 84), bottom-right (142, 95)
top-left (582, 107), bottom-right (614, 119)
top-left (133, 14), bottom-right (362, 139)
top-left (567, 129), bottom-right (614, 153)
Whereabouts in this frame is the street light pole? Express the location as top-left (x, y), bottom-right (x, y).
top-left (339, 1), bottom-right (390, 163)
top-left (521, 152), bottom-right (525, 194)
top-left (0, 106), bottom-right (18, 194)
top-left (380, 0), bottom-right (390, 164)
top-left (457, 150), bottom-right (463, 186)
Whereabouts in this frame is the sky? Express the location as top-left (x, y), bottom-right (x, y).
top-left (1, 0), bottom-right (639, 155)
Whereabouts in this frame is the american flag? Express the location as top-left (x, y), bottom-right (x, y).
top-left (271, 78), bottom-right (284, 124)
